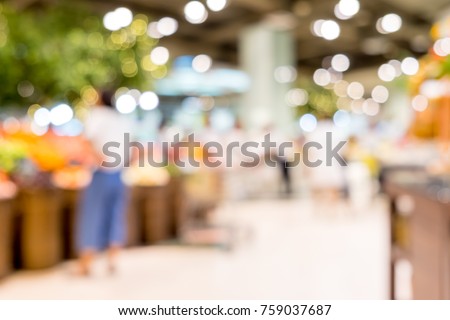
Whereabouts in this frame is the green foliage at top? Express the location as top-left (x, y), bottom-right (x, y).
top-left (0, 2), bottom-right (158, 108)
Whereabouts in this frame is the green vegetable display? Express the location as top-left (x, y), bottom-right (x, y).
top-left (0, 140), bottom-right (27, 173)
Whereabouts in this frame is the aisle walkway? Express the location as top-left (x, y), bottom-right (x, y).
top-left (0, 198), bottom-right (389, 299)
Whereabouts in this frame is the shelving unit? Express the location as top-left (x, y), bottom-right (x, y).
top-left (384, 171), bottom-right (450, 299)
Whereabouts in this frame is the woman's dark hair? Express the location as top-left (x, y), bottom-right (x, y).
top-left (100, 90), bottom-right (115, 108)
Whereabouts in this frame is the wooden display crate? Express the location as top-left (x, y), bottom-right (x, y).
top-left (126, 187), bottom-right (144, 247)
top-left (142, 186), bottom-right (171, 244)
top-left (17, 188), bottom-right (63, 269)
top-left (0, 199), bottom-right (14, 279)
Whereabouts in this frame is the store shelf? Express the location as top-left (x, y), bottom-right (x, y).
top-left (384, 170), bottom-right (450, 300)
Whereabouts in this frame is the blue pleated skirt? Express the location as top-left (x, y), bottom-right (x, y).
top-left (76, 170), bottom-right (128, 252)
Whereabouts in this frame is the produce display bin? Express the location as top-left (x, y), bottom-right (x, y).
top-left (142, 186), bottom-right (170, 244)
top-left (18, 188), bottom-right (63, 269)
top-left (168, 176), bottom-right (188, 237)
top-left (126, 187), bottom-right (144, 247)
top-left (0, 199), bottom-right (14, 279)
top-left (2, 178), bottom-right (184, 275)
top-left (61, 189), bottom-right (80, 259)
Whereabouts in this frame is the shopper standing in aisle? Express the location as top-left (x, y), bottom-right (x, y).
top-left (76, 90), bottom-right (133, 276)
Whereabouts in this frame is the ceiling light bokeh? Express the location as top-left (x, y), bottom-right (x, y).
top-left (206, 0), bottom-right (227, 12)
top-left (150, 46), bottom-right (170, 65)
top-left (184, 1), bottom-right (208, 24)
top-left (157, 17), bottom-right (178, 36)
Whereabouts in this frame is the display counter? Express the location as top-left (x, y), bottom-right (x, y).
top-left (0, 171), bottom-right (212, 280)
top-left (60, 189), bottom-right (80, 259)
top-left (383, 167), bottom-right (450, 299)
top-left (17, 188), bottom-right (64, 269)
top-left (0, 199), bottom-right (14, 279)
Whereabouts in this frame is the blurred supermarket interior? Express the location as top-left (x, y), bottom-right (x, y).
top-left (0, 0), bottom-right (450, 299)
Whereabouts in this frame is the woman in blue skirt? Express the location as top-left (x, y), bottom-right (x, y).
top-left (77, 90), bottom-right (133, 275)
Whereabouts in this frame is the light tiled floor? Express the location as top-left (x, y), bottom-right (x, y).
top-left (0, 198), bottom-right (389, 299)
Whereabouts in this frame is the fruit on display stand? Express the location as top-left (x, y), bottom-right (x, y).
top-left (0, 128), bottom-right (101, 189)
top-left (122, 163), bottom-right (170, 187)
top-left (26, 137), bottom-right (67, 172)
top-left (48, 135), bottom-right (95, 167)
top-left (166, 162), bottom-right (182, 177)
top-left (6, 132), bottom-right (67, 172)
top-left (0, 171), bottom-right (17, 199)
top-left (51, 166), bottom-right (92, 190)
top-left (0, 136), bottom-right (25, 198)
top-left (0, 138), bottom-right (27, 174)
top-left (408, 17), bottom-right (450, 140)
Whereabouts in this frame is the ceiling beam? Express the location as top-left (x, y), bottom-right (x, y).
top-left (229, 0), bottom-right (281, 13)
